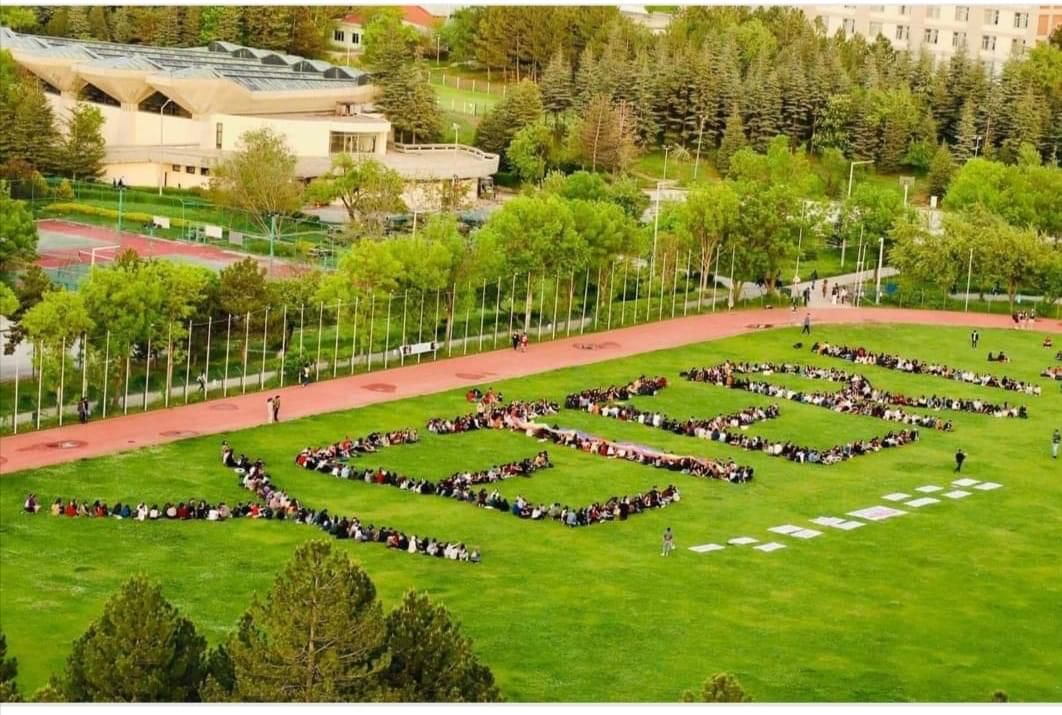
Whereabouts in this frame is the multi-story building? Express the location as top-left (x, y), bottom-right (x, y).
top-left (2, 27), bottom-right (498, 210)
top-left (1037, 5), bottom-right (1062, 42)
top-left (804, 5), bottom-right (1040, 73)
top-left (330, 6), bottom-right (441, 57)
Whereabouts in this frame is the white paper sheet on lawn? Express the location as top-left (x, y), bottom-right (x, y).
top-left (836, 520), bottom-right (866, 530)
top-left (882, 492), bottom-right (911, 502)
top-left (974, 481), bottom-right (1003, 491)
top-left (689, 543), bottom-right (725, 553)
top-left (905, 497), bottom-right (940, 507)
top-left (848, 506), bottom-right (907, 521)
top-left (952, 478), bottom-right (980, 487)
top-left (768, 524), bottom-right (803, 535)
top-left (728, 536), bottom-right (759, 545)
top-left (916, 485), bottom-right (943, 493)
top-left (811, 516), bottom-right (846, 527)
top-left (790, 529), bottom-right (822, 539)
top-left (754, 542), bottom-right (787, 552)
top-left (943, 490), bottom-right (971, 499)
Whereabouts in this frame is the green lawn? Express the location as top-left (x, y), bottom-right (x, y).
top-left (2, 323), bottom-right (1060, 702)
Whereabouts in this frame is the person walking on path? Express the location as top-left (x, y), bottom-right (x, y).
top-left (519, 332), bottom-right (528, 352)
top-left (272, 395), bottom-right (281, 423)
top-left (661, 527), bottom-right (675, 557)
top-left (954, 448), bottom-right (967, 472)
top-left (802, 313), bottom-right (812, 335)
top-left (266, 397), bottom-right (274, 424)
top-left (77, 397), bottom-right (89, 424)
top-left (197, 372), bottom-right (207, 396)
top-left (1052, 429), bottom-right (1060, 459)
top-left (821, 280), bottom-right (828, 299)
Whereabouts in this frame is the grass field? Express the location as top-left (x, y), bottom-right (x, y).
top-left (2, 323), bottom-right (1060, 702)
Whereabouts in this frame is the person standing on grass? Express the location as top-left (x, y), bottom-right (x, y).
top-left (661, 527), bottom-right (675, 557)
top-left (970, 330), bottom-right (979, 348)
top-left (801, 313), bottom-right (812, 335)
top-left (272, 395), bottom-right (281, 423)
top-left (1052, 429), bottom-right (1060, 459)
top-left (954, 448), bottom-right (967, 472)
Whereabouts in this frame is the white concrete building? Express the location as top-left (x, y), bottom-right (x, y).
top-left (804, 5), bottom-right (1040, 73)
top-left (330, 6), bottom-right (441, 56)
top-left (2, 27), bottom-right (497, 209)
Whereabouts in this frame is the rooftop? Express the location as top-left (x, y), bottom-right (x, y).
top-left (0, 26), bottom-right (371, 92)
top-left (342, 6), bottom-right (442, 29)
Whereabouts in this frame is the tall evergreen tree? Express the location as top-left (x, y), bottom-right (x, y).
top-left (716, 104), bottom-right (747, 174)
top-left (953, 99), bottom-right (979, 162)
top-left (474, 79), bottom-right (543, 158)
top-left (63, 103), bottom-right (106, 180)
top-left (573, 47), bottom-right (599, 112)
top-left (156, 7), bottom-right (182, 47)
top-left (66, 6), bottom-right (91, 39)
top-left (109, 7), bottom-right (132, 43)
top-left (926, 143), bottom-right (955, 198)
top-left (86, 6), bottom-right (110, 42)
top-left (0, 77), bottom-right (61, 177)
top-left (572, 96), bottom-right (637, 173)
top-left (242, 7), bottom-right (291, 52)
top-left (215, 540), bottom-right (390, 702)
top-left (383, 591), bottom-right (501, 702)
top-left (540, 49), bottom-right (573, 121)
top-left (180, 6), bottom-right (202, 47)
top-left (1000, 88), bottom-right (1045, 163)
top-left (631, 53), bottom-right (661, 147)
top-left (378, 62), bottom-right (442, 144)
top-left (847, 93), bottom-right (879, 161)
top-left (58, 576), bottom-right (207, 702)
top-left (743, 58), bottom-right (783, 152)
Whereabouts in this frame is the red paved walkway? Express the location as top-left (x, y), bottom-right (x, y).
top-left (2, 307), bottom-right (1058, 475)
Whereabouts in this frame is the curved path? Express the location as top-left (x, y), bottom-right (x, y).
top-left (2, 306), bottom-right (1058, 475)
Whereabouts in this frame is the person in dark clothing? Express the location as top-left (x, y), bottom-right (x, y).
top-left (801, 313), bottom-right (812, 335)
top-left (272, 395), bottom-right (281, 422)
top-left (954, 449), bottom-right (967, 472)
top-left (77, 397), bottom-right (89, 424)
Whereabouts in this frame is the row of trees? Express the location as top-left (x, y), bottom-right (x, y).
top-left (8, 6), bottom-right (337, 60)
top-left (0, 51), bottom-right (106, 183)
top-left (1, 540), bottom-right (499, 702)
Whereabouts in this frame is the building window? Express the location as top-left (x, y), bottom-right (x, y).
top-left (329, 132), bottom-right (377, 154)
top-left (981, 34), bottom-right (996, 51)
top-left (895, 24), bottom-right (910, 41)
top-left (898, 5), bottom-right (910, 16)
top-left (952, 31), bottom-right (967, 48)
top-left (199, 167), bottom-right (209, 176)
top-left (869, 21), bottom-right (883, 37)
top-left (172, 164), bottom-right (182, 172)
top-left (333, 29), bottom-right (345, 42)
top-left (1011, 37), bottom-right (1026, 55)
top-left (1014, 12), bottom-right (1028, 29)
top-left (926, 6), bottom-right (940, 19)
top-left (215, 123), bottom-right (223, 150)
top-left (984, 9), bottom-right (999, 25)
top-left (842, 18), bottom-right (855, 34)
top-left (351, 32), bottom-right (360, 45)
top-left (955, 6), bottom-right (969, 22)
top-left (924, 28), bottom-right (939, 44)
top-left (185, 165), bottom-right (196, 174)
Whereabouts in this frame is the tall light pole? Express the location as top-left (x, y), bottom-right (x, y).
top-left (874, 236), bottom-right (885, 304)
top-left (452, 122), bottom-right (460, 152)
top-left (973, 134), bottom-right (983, 157)
top-left (649, 179), bottom-right (674, 314)
top-left (847, 159), bottom-right (873, 199)
top-left (662, 145), bottom-right (671, 183)
top-left (158, 98), bottom-right (174, 196)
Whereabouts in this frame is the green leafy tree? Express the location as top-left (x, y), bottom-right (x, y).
top-left (241, 7), bottom-right (292, 52)
top-left (671, 182), bottom-right (739, 299)
top-left (62, 103), bottom-right (106, 180)
top-left (0, 181), bottom-right (38, 271)
top-left (209, 128), bottom-right (304, 237)
top-left (716, 104), bottom-right (746, 174)
top-left (307, 156), bottom-right (406, 236)
top-left (0, 7), bottom-right (37, 30)
top-left (86, 6), bottom-right (110, 41)
top-left (66, 6), bottom-right (91, 39)
top-left (216, 540), bottom-right (390, 702)
top-left (0, 283), bottom-right (17, 318)
top-left (507, 121), bottom-right (555, 184)
top-left (383, 591), bottom-right (501, 702)
top-left (889, 214), bottom-right (962, 305)
top-left (0, 631), bottom-right (20, 702)
top-left (682, 672), bottom-right (752, 703)
top-left (200, 6), bottom-right (244, 44)
top-left (569, 198), bottom-right (644, 267)
top-left (362, 8), bottom-right (423, 82)
top-left (57, 576), bottom-right (206, 702)
top-left (474, 80), bottom-right (544, 160)
top-left (839, 182), bottom-right (911, 252)
top-left (571, 95), bottom-right (637, 173)
top-left (927, 143), bottom-right (955, 200)
top-left (317, 239), bottom-right (404, 307)
top-left (3, 265), bottom-right (54, 354)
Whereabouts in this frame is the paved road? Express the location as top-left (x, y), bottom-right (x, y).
top-left (2, 306), bottom-right (1058, 475)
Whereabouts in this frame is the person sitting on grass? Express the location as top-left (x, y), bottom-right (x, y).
top-left (1043, 336), bottom-right (1054, 349)
top-left (23, 493), bottom-right (41, 513)
top-left (51, 498), bottom-right (62, 516)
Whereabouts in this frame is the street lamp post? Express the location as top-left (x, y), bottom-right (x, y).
top-left (453, 122), bottom-right (460, 152)
top-left (649, 179), bottom-right (674, 318)
top-left (158, 98), bottom-right (174, 196)
top-left (662, 145), bottom-right (671, 183)
top-left (847, 159), bottom-right (873, 199)
top-left (973, 134), bottom-right (983, 157)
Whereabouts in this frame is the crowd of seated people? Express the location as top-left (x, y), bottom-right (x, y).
top-left (507, 485), bottom-right (681, 527)
top-left (812, 342), bottom-right (1041, 395)
top-left (426, 400), bottom-right (560, 434)
top-left (683, 362), bottom-right (1028, 423)
top-left (40, 496), bottom-right (241, 521)
top-left (293, 429), bottom-right (420, 470)
top-left (564, 376), bottom-right (669, 409)
top-left (568, 381), bottom-right (919, 464)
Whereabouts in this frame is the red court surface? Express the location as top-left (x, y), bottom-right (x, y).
top-left (2, 306), bottom-right (1058, 475)
top-left (35, 219), bottom-right (302, 276)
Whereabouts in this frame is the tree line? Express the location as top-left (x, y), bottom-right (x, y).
top-left (0, 540), bottom-right (499, 702)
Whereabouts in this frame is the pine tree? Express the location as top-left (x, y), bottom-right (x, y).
top-left (86, 6), bottom-right (110, 41)
top-left (0, 632), bottom-right (20, 702)
top-left (716, 104), bottom-right (746, 174)
top-left (573, 47), bottom-right (599, 113)
top-left (213, 7), bottom-right (244, 44)
top-left (180, 6), bottom-right (202, 47)
top-left (953, 99), bottom-right (979, 162)
top-left (243, 7), bottom-right (291, 52)
top-left (289, 8), bottom-right (329, 59)
top-left (540, 49), bottom-right (573, 121)
top-left (712, 37), bottom-right (743, 145)
top-left (847, 93), bottom-right (879, 161)
top-left (383, 591), bottom-right (501, 702)
top-left (926, 143), bottom-right (954, 199)
top-left (218, 540), bottom-right (390, 702)
top-left (573, 95), bottom-right (636, 173)
top-left (156, 7), bottom-right (182, 47)
top-left (744, 58), bottom-right (783, 152)
top-left (63, 103), bottom-right (107, 180)
top-left (1, 79), bottom-right (61, 176)
top-left (473, 79), bottom-right (543, 158)
top-left (66, 6), bottom-right (91, 39)
top-left (109, 7), bottom-right (132, 43)
top-left (58, 576), bottom-right (207, 702)
top-left (631, 53), bottom-right (661, 147)
top-left (1000, 88), bottom-right (1045, 163)
top-left (378, 63), bottom-right (442, 144)
top-left (779, 51), bottom-right (811, 147)
top-left (44, 7), bottom-right (69, 37)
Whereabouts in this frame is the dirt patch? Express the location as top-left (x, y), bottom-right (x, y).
top-left (19, 440), bottom-right (88, 452)
top-left (209, 403), bottom-right (240, 411)
top-left (573, 341), bottom-right (620, 351)
top-left (159, 430), bottom-right (200, 438)
top-left (456, 372), bottom-right (487, 380)
top-left (362, 383), bottom-right (397, 393)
